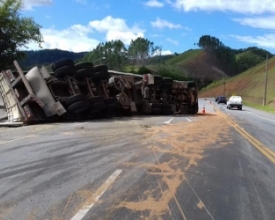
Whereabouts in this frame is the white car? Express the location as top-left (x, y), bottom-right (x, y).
top-left (227, 96), bottom-right (242, 110)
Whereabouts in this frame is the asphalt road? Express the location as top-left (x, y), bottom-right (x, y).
top-left (0, 99), bottom-right (275, 220)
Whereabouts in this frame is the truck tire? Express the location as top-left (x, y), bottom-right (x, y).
top-left (104, 97), bottom-right (118, 105)
top-left (54, 65), bottom-right (75, 78)
top-left (74, 68), bottom-right (94, 79)
top-left (162, 104), bottom-right (171, 110)
top-left (52, 59), bottom-right (74, 72)
top-left (68, 101), bottom-right (90, 113)
top-left (188, 104), bottom-right (199, 114)
top-left (106, 102), bottom-right (119, 110)
top-left (152, 108), bottom-right (161, 115)
top-left (89, 96), bottom-right (104, 105)
top-left (151, 103), bottom-right (162, 109)
top-left (92, 71), bottom-right (109, 81)
top-left (153, 75), bottom-right (162, 87)
top-left (162, 77), bottom-right (173, 84)
top-left (66, 94), bottom-right (88, 106)
top-left (75, 62), bottom-right (93, 71)
top-left (93, 65), bottom-right (108, 73)
top-left (162, 109), bottom-right (173, 115)
top-left (90, 102), bottom-right (106, 112)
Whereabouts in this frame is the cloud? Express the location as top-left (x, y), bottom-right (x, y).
top-left (26, 24), bottom-right (99, 52)
top-left (25, 16), bottom-right (146, 52)
top-left (233, 16), bottom-right (275, 30)
top-left (23, 0), bottom-right (52, 10)
top-left (151, 34), bottom-right (163, 37)
top-left (75, 0), bottom-right (88, 5)
top-left (144, 0), bottom-right (164, 7)
top-left (231, 34), bottom-right (275, 48)
top-left (169, 0), bottom-right (275, 14)
top-left (166, 38), bottom-right (179, 45)
top-left (89, 16), bottom-right (145, 44)
top-left (151, 18), bottom-right (182, 29)
top-left (162, 50), bottom-right (173, 55)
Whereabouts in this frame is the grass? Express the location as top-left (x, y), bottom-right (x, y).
top-left (124, 65), bottom-right (139, 73)
top-left (200, 79), bottom-right (226, 91)
top-left (199, 56), bottom-right (275, 110)
top-left (166, 49), bottom-right (202, 65)
top-left (243, 101), bottom-right (275, 114)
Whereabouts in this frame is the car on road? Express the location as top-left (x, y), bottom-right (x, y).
top-left (227, 95), bottom-right (242, 110)
top-left (216, 96), bottom-right (227, 104)
top-left (215, 96), bottom-right (222, 102)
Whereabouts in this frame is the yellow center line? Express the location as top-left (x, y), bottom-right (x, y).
top-left (213, 105), bottom-right (275, 164)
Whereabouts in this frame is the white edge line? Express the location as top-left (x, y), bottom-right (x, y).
top-left (164, 118), bottom-right (174, 124)
top-left (185, 117), bottom-right (192, 122)
top-left (247, 111), bottom-right (275, 124)
top-left (71, 169), bottom-right (122, 220)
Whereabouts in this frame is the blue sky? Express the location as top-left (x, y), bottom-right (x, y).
top-left (21, 0), bottom-right (275, 54)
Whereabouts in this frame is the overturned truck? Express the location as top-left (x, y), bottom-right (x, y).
top-left (0, 59), bottom-right (199, 125)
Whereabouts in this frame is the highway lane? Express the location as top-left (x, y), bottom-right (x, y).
top-left (1, 100), bottom-right (275, 220)
top-left (214, 101), bottom-right (275, 153)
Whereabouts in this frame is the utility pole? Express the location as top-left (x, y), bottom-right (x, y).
top-left (263, 53), bottom-right (268, 106)
top-left (223, 77), bottom-right (225, 96)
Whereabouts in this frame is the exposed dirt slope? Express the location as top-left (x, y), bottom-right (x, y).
top-left (199, 56), bottom-right (275, 107)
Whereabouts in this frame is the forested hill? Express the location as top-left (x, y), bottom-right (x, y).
top-left (19, 49), bottom-right (88, 69)
top-left (18, 36), bottom-right (273, 86)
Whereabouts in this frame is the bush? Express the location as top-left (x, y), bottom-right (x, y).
top-left (137, 66), bottom-right (152, 75)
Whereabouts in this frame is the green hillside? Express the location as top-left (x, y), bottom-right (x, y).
top-left (235, 47), bottom-right (273, 74)
top-left (199, 56), bottom-right (275, 112)
top-left (166, 49), bottom-right (202, 65)
top-left (19, 49), bottom-right (88, 69)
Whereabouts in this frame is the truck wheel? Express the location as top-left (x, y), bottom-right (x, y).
top-left (162, 103), bottom-right (171, 110)
top-left (74, 68), bottom-right (94, 79)
top-left (239, 106), bottom-right (242, 110)
top-left (92, 71), bottom-right (109, 81)
top-left (68, 101), bottom-right (90, 113)
top-left (152, 108), bottom-right (161, 115)
top-left (54, 65), bottom-right (75, 78)
top-left (151, 103), bottom-right (162, 109)
top-left (93, 65), bottom-right (108, 73)
top-left (106, 102), bottom-right (119, 110)
top-left (104, 97), bottom-right (118, 105)
top-left (162, 109), bottom-right (173, 115)
top-left (162, 77), bottom-right (173, 89)
top-left (52, 59), bottom-right (74, 72)
top-left (90, 102), bottom-right (106, 112)
top-left (66, 94), bottom-right (88, 106)
top-left (89, 96), bottom-right (104, 105)
top-left (188, 104), bottom-right (199, 114)
top-left (75, 62), bottom-right (93, 71)
top-left (153, 75), bottom-right (162, 87)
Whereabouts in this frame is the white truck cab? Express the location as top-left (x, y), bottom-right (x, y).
top-left (227, 96), bottom-right (242, 110)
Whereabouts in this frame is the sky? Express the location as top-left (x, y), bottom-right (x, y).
top-left (20, 0), bottom-right (275, 54)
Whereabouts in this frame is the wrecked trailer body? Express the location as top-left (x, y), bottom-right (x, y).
top-left (0, 59), bottom-right (199, 125)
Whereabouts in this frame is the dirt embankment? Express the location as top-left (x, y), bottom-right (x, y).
top-left (199, 56), bottom-right (275, 107)
top-left (184, 51), bottom-right (227, 80)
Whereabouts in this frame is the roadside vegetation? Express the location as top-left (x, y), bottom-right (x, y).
top-left (0, 0), bottom-right (43, 70)
top-left (199, 56), bottom-right (275, 112)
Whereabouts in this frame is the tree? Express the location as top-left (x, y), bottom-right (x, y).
top-left (0, 0), bottom-right (43, 70)
top-left (81, 40), bottom-right (127, 71)
top-left (128, 37), bottom-right (158, 66)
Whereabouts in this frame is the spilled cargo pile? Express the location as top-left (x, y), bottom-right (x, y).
top-left (0, 59), bottom-right (198, 125)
